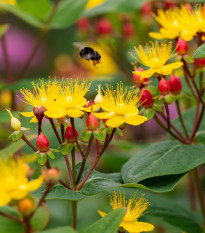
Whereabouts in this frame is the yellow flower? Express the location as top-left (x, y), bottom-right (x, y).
top-left (131, 41), bottom-right (183, 79)
top-left (0, 0), bottom-right (16, 5)
top-left (191, 5), bottom-right (205, 35)
top-left (44, 80), bottom-right (91, 119)
top-left (94, 83), bottom-right (147, 128)
top-left (0, 158), bottom-right (44, 207)
top-left (18, 79), bottom-right (61, 123)
top-left (98, 192), bottom-right (154, 233)
top-left (86, 0), bottom-right (106, 9)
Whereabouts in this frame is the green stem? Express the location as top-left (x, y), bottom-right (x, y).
top-left (175, 100), bottom-right (189, 139)
top-left (71, 147), bottom-right (77, 229)
top-left (192, 168), bottom-right (205, 225)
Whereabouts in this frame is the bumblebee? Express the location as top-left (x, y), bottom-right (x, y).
top-left (73, 42), bottom-right (101, 67)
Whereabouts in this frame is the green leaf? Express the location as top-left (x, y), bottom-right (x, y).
top-left (17, 0), bottom-right (51, 21)
top-left (121, 141), bottom-right (205, 187)
top-left (143, 108), bottom-right (155, 120)
top-left (0, 134), bottom-right (36, 157)
top-left (81, 130), bottom-right (92, 142)
top-left (10, 131), bottom-right (22, 142)
top-left (110, 187), bottom-right (203, 233)
top-left (193, 43), bottom-right (205, 58)
top-left (49, 0), bottom-right (88, 29)
top-left (0, 4), bottom-right (43, 28)
top-left (33, 184), bottom-right (84, 201)
top-left (74, 142), bottom-right (83, 152)
top-left (37, 153), bottom-right (47, 165)
top-left (50, 148), bottom-right (59, 152)
top-left (47, 151), bottom-right (55, 159)
top-left (81, 208), bottom-right (126, 233)
top-left (195, 131), bottom-right (205, 145)
top-left (61, 143), bottom-right (73, 156)
top-left (115, 128), bottom-right (123, 136)
top-left (83, 0), bottom-right (146, 17)
top-left (0, 206), bottom-right (24, 233)
top-left (93, 130), bottom-right (105, 141)
top-left (153, 104), bottom-right (163, 113)
top-left (30, 199), bottom-right (50, 231)
top-left (0, 24), bottom-right (9, 38)
top-left (41, 226), bottom-right (77, 233)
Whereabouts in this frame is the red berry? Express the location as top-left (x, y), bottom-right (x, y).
top-left (133, 67), bottom-right (148, 86)
top-left (86, 113), bottom-right (99, 131)
top-left (36, 134), bottom-right (50, 152)
top-left (97, 18), bottom-right (112, 35)
top-left (195, 58), bottom-right (205, 69)
top-left (164, 1), bottom-right (176, 9)
top-left (176, 38), bottom-right (189, 55)
top-left (158, 78), bottom-right (170, 95)
top-left (140, 2), bottom-right (152, 16)
top-left (140, 89), bottom-right (154, 108)
top-left (168, 75), bottom-right (182, 94)
top-left (123, 21), bottom-right (135, 38)
top-left (76, 18), bottom-right (89, 30)
top-left (65, 125), bottom-right (78, 142)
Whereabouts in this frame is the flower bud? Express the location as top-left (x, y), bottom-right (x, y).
top-left (18, 198), bottom-right (34, 216)
top-left (42, 167), bottom-right (60, 187)
top-left (103, 119), bottom-right (108, 125)
top-left (133, 67), bottom-right (148, 87)
top-left (6, 109), bottom-right (21, 131)
top-left (164, 1), bottom-right (176, 9)
top-left (140, 1), bottom-right (152, 16)
top-left (33, 105), bottom-right (46, 122)
top-left (168, 75), bottom-right (182, 95)
top-left (0, 90), bottom-right (12, 107)
top-left (158, 78), bottom-right (170, 95)
top-left (97, 18), bottom-right (112, 35)
top-left (94, 85), bottom-right (103, 104)
top-left (36, 133), bottom-right (50, 152)
top-left (86, 113), bottom-right (99, 131)
top-left (76, 17), bottom-right (89, 30)
top-left (176, 38), bottom-right (189, 55)
top-left (85, 100), bottom-right (95, 108)
top-left (123, 21), bottom-right (135, 38)
top-left (65, 125), bottom-right (78, 142)
top-left (140, 89), bottom-right (154, 108)
top-left (195, 58), bottom-right (205, 69)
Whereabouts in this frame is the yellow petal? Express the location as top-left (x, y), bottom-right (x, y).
top-left (44, 109), bottom-right (66, 119)
top-left (30, 116), bottom-right (38, 123)
top-left (26, 175), bottom-right (44, 192)
top-left (0, 194), bottom-right (11, 207)
top-left (124, 115), bottom-right (147, 126)
top-left (106, 115), bottom-right (124, 128)
top-left (162, 62), bottom-right (183, 76)
top-left (79, 104), bottom-right (100, 113)
top-left (11, 188), bottom-right (28, 200)
top-left (98, 210), bottom-right (107, 217)
top-left (149, 32), bottom-right (165, 39)
top-left (133, 69), bottom-right (156, 78)
top-left (123, 221), bottom-right (154, 232)
top-left (66, 109), bottom-right (84, 118)
top-left (94, 111), bottom-right (115, 119)
top-left (20, 111), bottom-right (34, 117)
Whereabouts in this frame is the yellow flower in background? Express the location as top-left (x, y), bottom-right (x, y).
top-left (18, 79), bottom-right (61, 123)
top-left (149, 7), bottom-right (194, 41)
top-left (94, 83), bottom-right (147, 128)
top-left (0, 158), bottom-right (43, 207)
top-left (44, 80), bottom-right (91, 119)
top-left (79, 44), bottom-right (118, 77)
top-left (132, 41), bottom-right (183, 78)
top-left (98, 192), bottom-right (154, 233)
top-left (192, 5), bottom-right (205, 35)
top-left (0, 0), bottom-right (16, 5)
top-left (86, 0), bottom-right (106, 9)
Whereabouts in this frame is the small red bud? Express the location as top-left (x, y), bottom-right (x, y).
top-left (158, 78), bottom-right (170, 95)
top-left (36, 134), bottom-right (50, 152)
top-left (195, 58), bottom-right (205, 69)
top-left (18, 199), bottom-right (34, 216)
top-left (42, 167), bottom-right (60, 187)
top-left (122, 21), bottom-right (135, 38)
top-left (103, 119), bottom-right (108, 125)
top-left (86, 113), bottom-right (99, 131)
top-left (140, 89), bottom-right (154, 108)
top-left (97, 18), bottom-right (112, 35)
top-left (168, 75), bottom-right (182, 94)
top-left (140, 2), bottom-right (152, 16)
top-left (85, 100), bottom-right (95, 108)
top-left (133, 67), bottom-right (148, 86)
top-left (164, 1), bottom-right (176, 9)
top-left (176, 38), bottom-right (189, 55)
top-left (33, 105), bottom-right (46, 121)
top-left (65, 125), bottom-right (78, 142)
top-left (76, 17), bottom-right (89, 30)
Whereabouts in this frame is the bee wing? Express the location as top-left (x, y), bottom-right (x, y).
top-left (72, 42), bottom-right (91, 50)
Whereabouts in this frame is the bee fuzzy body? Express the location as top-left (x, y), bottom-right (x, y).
top-left (79, 47), bottom-right (101, 66)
